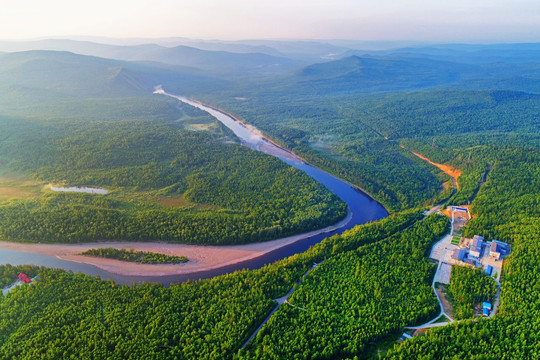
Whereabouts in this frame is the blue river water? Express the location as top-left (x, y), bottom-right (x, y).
top-left (0, 92), bottom-right (387, 285)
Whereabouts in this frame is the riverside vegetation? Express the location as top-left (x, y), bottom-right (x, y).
top-left (0, 211), bottom-right (447, 359)
top-left (0, 95), bottom-right (346, 245)
top-left (80, 248), bottom-right (188, 264)
top-left (239, 214), bottom-right (449, 359)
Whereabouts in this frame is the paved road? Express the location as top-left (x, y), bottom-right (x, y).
top-left (406, 249), bottom-right (456, 330)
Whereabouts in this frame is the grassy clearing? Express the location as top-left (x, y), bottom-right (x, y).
top-left (156, 195), bottom-right (216, 210)
top-left (0, 176), bottom-right (43, 201)
top-left (186, 123), bottom-right (214, 131)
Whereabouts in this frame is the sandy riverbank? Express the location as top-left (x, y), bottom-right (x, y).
top-left (0, 211), bottom-right (351, 277)
top-left (257, 140), bottom-right (303, 164)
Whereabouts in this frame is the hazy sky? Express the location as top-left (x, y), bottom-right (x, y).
top-left (1, 0), bottom-right (539, 42)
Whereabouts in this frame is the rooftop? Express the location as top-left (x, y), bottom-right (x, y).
top-left (452, 249), bottom-right (467, 261)
top-left (471, 237), bottom-right (483, 253)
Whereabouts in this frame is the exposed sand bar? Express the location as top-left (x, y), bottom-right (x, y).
top-left (0, 211), bottom-right (351, 276)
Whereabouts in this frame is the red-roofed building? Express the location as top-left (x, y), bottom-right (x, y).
top-left (18, 273), bottom-right (32, 284)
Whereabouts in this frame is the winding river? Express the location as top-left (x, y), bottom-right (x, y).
top-left (0, 91), bottom-right (387, 285)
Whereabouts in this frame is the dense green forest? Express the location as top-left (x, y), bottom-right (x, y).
top-left (2, 114), bottom-right (538, 360)
top-left (239, 214), bottom-right (448, 359)
top-left (190, 84), bottom-right (539, 213)
top-left (80, 248), bottom-right (188, 264)
top-left (201, 96), bottom-right (445, 212)
top-left (0, 211), bottom-right (427, 359)
top-left (447, 266), bottom-right (497, 319)
top-left (0, 96), bottom-right (346, 245)
top-left (387, 147), bottom-right (540, 359)
top-left (1, 45), bottom-right (540, 360)
top-left (337, 90), bottom-right (540, 139)
top-left (198, 79), bottom-right (538, 357)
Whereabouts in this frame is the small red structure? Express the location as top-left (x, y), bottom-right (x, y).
top-left (18, 273), bottom-right (32, 284)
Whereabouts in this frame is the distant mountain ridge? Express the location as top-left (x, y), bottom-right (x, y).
top-left (287, 53), bottom-right (540, 95)
top-left (1, 40), bottom-right (540, 105)
top-left (0, 39), bottom-right (304, 77)
top-left (0, 38), bottom-right (352, 62)
top-left (0, 50), bottom-right (152, 97)
top-left (344, 42), bottom-right (540, 64)
top-left (0, 50), bottom-right (235, 113)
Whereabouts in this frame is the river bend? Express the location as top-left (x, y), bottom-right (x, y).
top-left (0, 91), bottom-right (387, 285)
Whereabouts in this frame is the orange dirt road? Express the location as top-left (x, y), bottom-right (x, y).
top-left (408, 150), bottom-right (462, 189)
